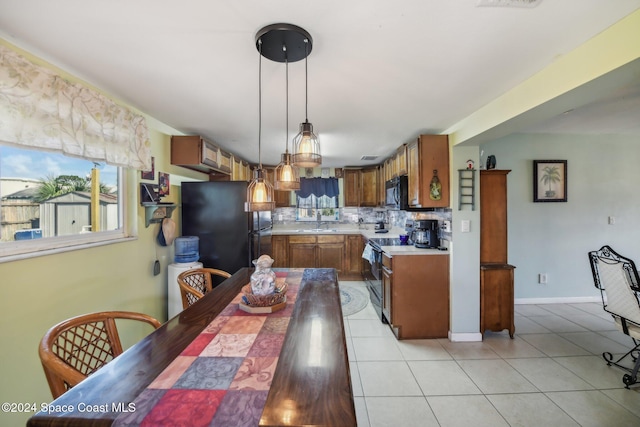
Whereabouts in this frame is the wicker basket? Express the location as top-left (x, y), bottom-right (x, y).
top-left (241, 283), bottom-right (288, 307)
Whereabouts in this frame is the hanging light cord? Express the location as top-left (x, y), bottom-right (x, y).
top-left (304, 38), bottom-right (309, 122)
top-left (258, 39), bottom-right (263, 169)
top-left (285, 51), bottom-right (289, 152)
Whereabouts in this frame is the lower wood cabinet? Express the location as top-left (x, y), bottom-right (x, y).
top-left (270, 234), bottom-right (363, 280)
top-left (384, 253), bottom-right (449, 339)
top-left (480, 263), bottom-right (515, 338)
top-left (271, 235), bottom-right (289, 268)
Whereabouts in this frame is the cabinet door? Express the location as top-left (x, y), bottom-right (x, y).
top-left (289, 244), bottom-right (316, 268)
top-left (360, 167), bottom-right (378, 207)
top-left (344, 235), bottom-right (364, 278)
top-left (382, 264), bottom-right (392, 324)
top-left (407, 140), bottom-right (421, 206)
top-left (271, 235), bottom-right (288, 268)
top-left (317, 243), bottom-right (344, 273)
top-left (343, 169), bottom-right (360, 206)
top-left (418, 134), bottom-right (449, 208)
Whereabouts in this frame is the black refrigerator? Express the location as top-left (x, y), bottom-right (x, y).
top-left (180, 181), bottom-right (272, 279)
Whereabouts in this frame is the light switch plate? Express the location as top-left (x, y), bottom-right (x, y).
top-left (461, 220), bottom-right (470, 233)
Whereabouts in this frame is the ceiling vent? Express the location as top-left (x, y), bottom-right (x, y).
top-left (360, 155), bottom-right (379, 161)
top-left (477, 0), bottom-right (542, 8)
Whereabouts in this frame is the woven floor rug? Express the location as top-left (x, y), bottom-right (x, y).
top-left (339, 282), bottom-right (369, 317)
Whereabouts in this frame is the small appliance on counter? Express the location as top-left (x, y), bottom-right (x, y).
top-left (411, 219), bottom-right (439, 249)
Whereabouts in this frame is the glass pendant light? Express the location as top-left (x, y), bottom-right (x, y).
top-left (292, 38), bottom-right (322, 168)
top-left (245, 39), bottom-right (275, 212)
top-left (275, 51), bottom-right (300, 191)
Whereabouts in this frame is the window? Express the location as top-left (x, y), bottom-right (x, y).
top-left (0, 144), bottom-right (128, 260)
top-left (296, 195), bottom-right (339, 222)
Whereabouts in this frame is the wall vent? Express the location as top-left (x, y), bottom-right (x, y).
top-left (477, 0), bottom-right (542, 8)
top-left (360, 155), bottom-right (379, 161)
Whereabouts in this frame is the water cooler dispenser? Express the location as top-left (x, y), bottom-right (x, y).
top-left (167, 236), bottom-right (202, 319)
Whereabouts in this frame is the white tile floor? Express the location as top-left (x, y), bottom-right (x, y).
top-left (341, 281), bottom-right (640, 427)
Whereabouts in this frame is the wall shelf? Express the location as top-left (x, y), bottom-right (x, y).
top-left (458, 169), bottom-right (476, 210)
top-left (143, 204), bottom-right (176, 228)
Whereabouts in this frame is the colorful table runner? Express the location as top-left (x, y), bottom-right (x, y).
top-left (113, 269), bottom-right (302, 427)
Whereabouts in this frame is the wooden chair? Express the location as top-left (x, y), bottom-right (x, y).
top-left (39, 311), bottom-right (161, 399)
top-left (178, 268), bottom-right (231, 309)
top-left (589, 245), bottom-right (640, 388)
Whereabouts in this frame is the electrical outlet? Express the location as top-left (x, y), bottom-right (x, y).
top-left (608, 216), bottom-right (615, 225)
top-left (442, 220), bottom-right (451, 233)
top-left (538, 273), bottom-right (548, 284)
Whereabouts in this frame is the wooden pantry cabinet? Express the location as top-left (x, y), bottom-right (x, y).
top-left (480, 170), bottom-right (515, 338)
top-left (382, 253), bottom-right (449, 339)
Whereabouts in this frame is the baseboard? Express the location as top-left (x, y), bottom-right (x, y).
top-left (514, 296), bottom-right (600, 304)
top-left (448, 331), bottom-right (482, 342)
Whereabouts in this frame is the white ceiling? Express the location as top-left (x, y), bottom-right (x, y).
top-left (1, 0), bottom-right (639, 167)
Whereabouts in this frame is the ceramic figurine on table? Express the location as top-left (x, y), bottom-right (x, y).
top-left (250, 254), bottom-right (277, 295)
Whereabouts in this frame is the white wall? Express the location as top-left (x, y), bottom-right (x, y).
top-left (481, 133), bottom-right (640, 301)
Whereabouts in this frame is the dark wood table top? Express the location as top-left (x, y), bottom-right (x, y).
top-left (27, 268), bottom-right (355, 427)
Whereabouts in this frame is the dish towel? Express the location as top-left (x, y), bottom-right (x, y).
top-left (361, 243), bottom-right (375, 264)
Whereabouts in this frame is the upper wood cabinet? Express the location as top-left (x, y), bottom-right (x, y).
top-left (171, 135), bottom-right (232, 175)
top-left (263, 167), bottom-right (294, 208)
top-left (343, 169), bottom-right (360, 207)
top-left (395, 144), bottom-right (408, 176)
top-left (360, 167), bottom-right (379, 207)
top-left (343, 167), bottom-right (379, 207)
top-left (231, 156), bottom-right (250, 181)
top-left (407, 134), bottom-right (449, 208)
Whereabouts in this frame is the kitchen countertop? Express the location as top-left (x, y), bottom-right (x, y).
top-left (272, 225), bottom-right (449, 256)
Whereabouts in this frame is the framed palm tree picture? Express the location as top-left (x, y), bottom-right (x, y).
top-left (533, 160), bottom-right (567, 202)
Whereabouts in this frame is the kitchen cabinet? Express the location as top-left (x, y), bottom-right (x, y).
top-left (343, 169), bottom-right (359, 207)
top-left (344, 235), bottom-right (364, 279)
top-left (231, 156), bottom-right (250, 181)
top-left (263, 168), bottom-right (294, 208)
top-left (272, 233), bottom-right (362, 279)
top-left (480, 170), bottom-right (515, 338)
top-left (407, 134), bottom-right (449, 208)
top-left (171, 135), bottom-right (232, 175)
top-left (342, 167), bottom-right (379, 207)
top-left (383, 253), bottom-right (449, 339)
top-left (382, 254), bottom-right (393, 324)
top-left (395, 144), bottom-right (408, 176)
top-left (287, 234), bottom-right (345, 274)
top-left (271, 235), bottom-right (289, 268)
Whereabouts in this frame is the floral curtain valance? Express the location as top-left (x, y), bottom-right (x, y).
top-left (0, 44), bottom-right (151, 170)
top-left (297, 177), bottom-right (340, 198)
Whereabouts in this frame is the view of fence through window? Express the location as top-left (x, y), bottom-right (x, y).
top-left (0, 145), bottom-right (120, 242)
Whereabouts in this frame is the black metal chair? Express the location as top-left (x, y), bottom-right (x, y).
top-left (588, 245), bottom-right (640, 388)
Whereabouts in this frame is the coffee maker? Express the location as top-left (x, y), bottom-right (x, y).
top-left (412, 219), bottom-right (439, 249)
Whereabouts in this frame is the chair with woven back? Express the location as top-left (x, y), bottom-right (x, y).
top-left (177, 267), bottom-right (232, 309)
top-left (39, 311), bottom-right (162, 399)
top-left (588, 245), bottom-right (640, 389)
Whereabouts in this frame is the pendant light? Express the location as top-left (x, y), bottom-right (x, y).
top-left (292, 37), bottom-right (322, 168)
top-left (274, 49), bottom-right (300, 191)
top-left (245, 38), bottom-right (275, 212)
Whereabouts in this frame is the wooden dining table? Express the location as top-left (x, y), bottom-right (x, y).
top-left (27, 268), bottom-right (356, 427)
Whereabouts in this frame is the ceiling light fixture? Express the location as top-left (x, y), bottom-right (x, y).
top-left (245, 38), bottom-right (275, 212)
top-left (274, 46), bottom-right (300, 191)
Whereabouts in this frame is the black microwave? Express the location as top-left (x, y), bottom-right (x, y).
top-left (385, 175), bottom-right (409, 210)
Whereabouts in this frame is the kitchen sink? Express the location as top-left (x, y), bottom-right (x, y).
top-left (297, 228), bottom-right (338, 233)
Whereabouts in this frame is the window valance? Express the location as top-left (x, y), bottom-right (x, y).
top-left (0, 44), bottom-right (151, 170)
top-left (297, 177), bottom-right (339, 198)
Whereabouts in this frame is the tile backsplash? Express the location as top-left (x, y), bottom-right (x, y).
top-left (273, 207), bottom-right (452, 242)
